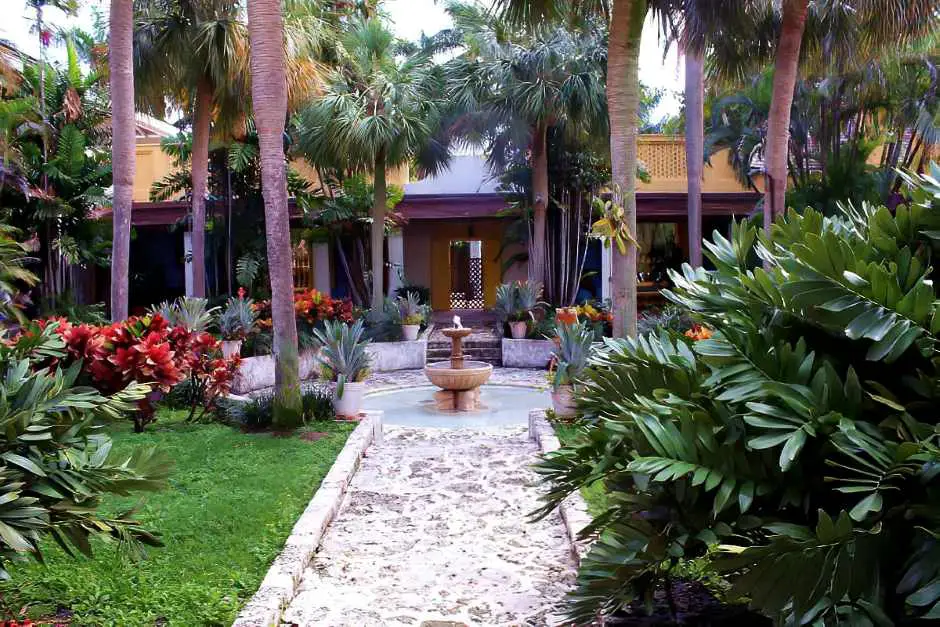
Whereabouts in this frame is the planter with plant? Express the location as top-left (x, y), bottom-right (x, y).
top-left (548, 318), bottom-right (593, 417)
top-left (313, 319), bottom-right (372, 418)
top-left (495, 281), bottom-right (543, 339)
top-left (218, 294), bottom-right (258, 358)
top-left (398, 290), bottom-right (428, 341)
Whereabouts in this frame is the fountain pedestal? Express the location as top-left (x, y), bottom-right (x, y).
top-left (424, 327), bottom-right (492, 412)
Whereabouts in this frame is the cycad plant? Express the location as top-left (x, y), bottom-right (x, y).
top-left (535, 166), bottom-right (940, 624)
top-left (0, 322), bottom-right (171, 577)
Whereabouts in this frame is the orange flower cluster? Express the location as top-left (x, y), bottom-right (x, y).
top-left (293, 288), bottom-right (354, 325)
top-left (252, 289), bottom-right (354, 329)
top-left (684, 324), bottom-right (714, 341)
top-left (555, 307), bottom-right (579, 325)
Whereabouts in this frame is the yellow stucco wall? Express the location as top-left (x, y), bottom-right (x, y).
top-left (404, 220), bottom-right (504, 311)
top-left (637, 135), bottom-right (746, 193)
top-left (135, 140), bottom-right (412, 203)
top-left (134, 139), bottom-right (176, 202)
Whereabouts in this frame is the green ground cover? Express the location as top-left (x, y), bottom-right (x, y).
top-left (0, 410), bottom-right (354, 626)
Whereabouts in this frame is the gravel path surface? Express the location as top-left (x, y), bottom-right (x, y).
top-left (281, 426), bottom-right (575, 627)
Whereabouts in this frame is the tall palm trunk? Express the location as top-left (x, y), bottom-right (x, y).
top-left (608, 0), bottom-right (645, 338)
top-left (764, 0), bottom-right (808, 229)
top-left (109, 0), bottom-right (135, 321)
top-left (684, 47), bottom-right (704, 267)
top-left (371, 150), bottom-right (387, 311)
top-left (189, 78), bottom-right (212, 298)
top-left (247, 0), bottom-right (302, 428)
top-left (530, 120), bottom-right (548, 287)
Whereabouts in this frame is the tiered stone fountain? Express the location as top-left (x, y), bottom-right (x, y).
top-left (424, 317), bottom-right (493, 411)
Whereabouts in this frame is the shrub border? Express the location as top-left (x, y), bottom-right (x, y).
top-left (232, 411), bottom-right (384, 627)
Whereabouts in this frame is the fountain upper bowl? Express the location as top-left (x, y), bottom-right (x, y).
top-left (441, 327), bottom-right (473, 340)
top-left (425, 360), bottom-right (493, 390)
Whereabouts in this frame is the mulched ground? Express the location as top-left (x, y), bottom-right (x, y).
top-left (605, 581), bottom-right (772, 626)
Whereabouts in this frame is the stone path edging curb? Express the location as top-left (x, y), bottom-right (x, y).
top-left (231, 411), bottom-right (384, 627)
top-left (528, 409), bottom-right (594, 562)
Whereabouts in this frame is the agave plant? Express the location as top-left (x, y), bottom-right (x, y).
top-left (397, 291), bottom-right (427, 326)
top-left (534, 175), bottom-right (940, 625)
top-left (494, 280), bottom-right (544, 323)
top-left (152, 297), bottom-right (218, 332)
top-left (494, 282), bottom-right (518, 323)
top-left (312, 319), bottom-right (372, 397)
top-left (218, 296), bottom-right (257, 340)
top-left (549, 319), bottom-right (594, 391)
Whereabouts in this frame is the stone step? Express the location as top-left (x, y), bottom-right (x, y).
top-left (427, 348), bottom-right (502, 362)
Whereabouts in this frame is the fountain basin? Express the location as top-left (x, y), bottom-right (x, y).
top-left (424, 360), bottom-right (493, 390)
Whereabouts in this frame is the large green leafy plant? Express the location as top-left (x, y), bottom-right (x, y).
top-left (535, 172), bottom-right (940, 624)
top-left (0, 323), bottom-right (171, 578)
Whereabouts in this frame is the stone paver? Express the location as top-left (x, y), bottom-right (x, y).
top-left (281, 426), bottom-right (576, 627)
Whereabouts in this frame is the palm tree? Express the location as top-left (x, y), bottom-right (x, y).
top-left (684, 48), bottom-right (704, 267)
top-left (134, 0), bottom-right (326, 299)
top-left (442, 2), bottom-right (607, 290)
top-left (110, 0), bottom-right (135, 321)
top-left (295, 18), bottom-right (452, 311)
top-left (246, 0), bottom-right (302, 428)
top-left (742, 0), bottom-right (938, 223)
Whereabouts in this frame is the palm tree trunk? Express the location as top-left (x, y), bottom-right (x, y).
top-left (189, 78), bottom-right (212, 298)
top-left (530, 120), bottom-right (548, 287)
top-left (109, 0), bottom-right (135, 322)
top-left (764, 0), bottom-right (808, 228)
top-left (684, 47), bottom-right (704, 267)
top-left (608, 0), bottom-right (645, 338)
top-left (247, 0), bottom-right (302, 428)
top-left (371, 150), bottom-right (387, 311)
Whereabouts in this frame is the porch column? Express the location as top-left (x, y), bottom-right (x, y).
top-left (183, 231), bottom-right (194, 297)
top-left (387, 231), bottom-right (404, 297)
top-left (601, 239), bottom-right (612, 303)
top-left (312, 242), bottom-right (331, 295)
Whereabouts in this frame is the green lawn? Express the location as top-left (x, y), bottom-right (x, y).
top-left (552, 422), bottom-right (609, 516)
top-left (0, 410), bottom-right (354, 626)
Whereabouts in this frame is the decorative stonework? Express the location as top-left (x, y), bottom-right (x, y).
top-left (500, 338), bottom-right (555, 369)
top-left (231, 412), bottom-right (383, 627)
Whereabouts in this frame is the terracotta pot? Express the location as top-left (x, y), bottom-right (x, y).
top-left (509, 321), bottom-right (528, 339)
top-left (551, 384), bottom-right (577, 418)
top-left (221, 339), bottom-right (243, 359)
top-left (402, 324), bottom-right (420, 341)
top-left (333, 381), bottom-right (366, 418)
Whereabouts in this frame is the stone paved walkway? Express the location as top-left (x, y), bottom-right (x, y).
top-left (281, 426), bottom-right (576, 627)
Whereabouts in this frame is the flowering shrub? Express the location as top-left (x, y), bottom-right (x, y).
top-left (24, 315), bottom-right (240, 431)
top-left (252, 288), bottom-right (355, 333)
top-left (684, 323), bottom-right (713, 341)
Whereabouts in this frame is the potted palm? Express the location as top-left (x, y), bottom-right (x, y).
top-left (218, 295), bottom-right (257, 358)
top-left (549, 318), bottom-right (593, 417)
top-left (313, 319), bottom-right (372, 418)
top-left (398, 291), bottom-right (427, 341)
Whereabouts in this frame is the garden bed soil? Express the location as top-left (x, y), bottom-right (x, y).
top-left (605, 581), bottom-right (771, 626)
